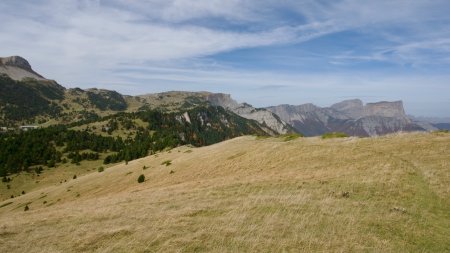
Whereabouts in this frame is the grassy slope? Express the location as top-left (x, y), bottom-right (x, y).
top-left (0, 155), bottom-right (117, 201)
top-left (0, 132), bottom-right (449, 252)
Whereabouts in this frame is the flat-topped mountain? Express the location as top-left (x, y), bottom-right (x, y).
top-left (329, 99), bottom-right (408, 119)
top-left (267, 99), bottom-right (424, 136)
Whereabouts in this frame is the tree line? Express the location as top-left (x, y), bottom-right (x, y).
top-left (0, 106), bottom-right (266, 176)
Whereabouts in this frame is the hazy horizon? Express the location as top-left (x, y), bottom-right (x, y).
top-left (1, 0), bottom-right (450, 117)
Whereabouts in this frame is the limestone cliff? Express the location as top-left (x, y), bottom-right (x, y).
top-left (0, 56), bottom-right (46, 81)
top-left (267, 99), bottom-right (424, 136)
top-left (206, 93), bottom-right (293, 135)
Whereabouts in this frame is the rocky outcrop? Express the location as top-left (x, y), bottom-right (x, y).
top-left (330, 99), bottom-right (364, 118)
top-left (0, 56), bottom-right (46, 81)
top-left (267, 99), bottom-right (425, 137)
top-left (138, 91), bottom-right (294, 135)
top-left (364, 101), bottom-right (407, 119)
top-left (206, 93), bottom-right (293, 135)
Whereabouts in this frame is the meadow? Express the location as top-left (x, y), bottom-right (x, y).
top-left (0, 132), bottom-right (449, 252)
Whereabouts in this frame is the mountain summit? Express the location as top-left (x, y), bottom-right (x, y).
top-left (0, 56), bottom-right (45, 81)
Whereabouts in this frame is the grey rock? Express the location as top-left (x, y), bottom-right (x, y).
top-left (331, 99), bottom-right (364, 118)
top-left (0, 56), bottom-right (46, 81)
top-left (267, 99), bottom-right (425, 136)
top-left (207, 93), bottom-right (292, 135)
top-left (364, 101), bottom-right (408, 119)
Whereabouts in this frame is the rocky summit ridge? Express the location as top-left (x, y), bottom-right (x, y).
top-left (0, 56), bottom-right (45, 81)
top-left (266, 99), bottom-right (424, 136)
top-left (329, 99), bottom-right (409, 119)
top-left (206, 93), bottom-right (293, 135)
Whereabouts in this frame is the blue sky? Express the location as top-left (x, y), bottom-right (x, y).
top-left (1, 0), bottom-right (450, 116)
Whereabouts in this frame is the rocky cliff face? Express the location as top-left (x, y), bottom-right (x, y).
top-left (137, 91), bottom-right (293, 135)
top-left (0, 56), bottom-right (45, 81)
top-left (330, 99), bottom-right (364, 118)
top-left (364, 101), bottom-right (408, 119)
top-left (206, 93), bottom-right (293, 135)
top-left (267, 99), bottom-right (425, 136)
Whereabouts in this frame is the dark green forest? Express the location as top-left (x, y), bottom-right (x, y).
top-left (0, 74), bottom-right (64, 123)
top-left (0, 106), bottom-right (266, 176)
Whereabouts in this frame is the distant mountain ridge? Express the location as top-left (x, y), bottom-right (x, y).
top-left (0, 56), bottom-right (290, 136)
top-left (267, 99), bottom-right (425, 136)
top-left (137, 91), bottom-right (294, 135)
top-left (0, 55), bottom-right (446, 136)
top-left (205, 93), bottom-right (293, 135)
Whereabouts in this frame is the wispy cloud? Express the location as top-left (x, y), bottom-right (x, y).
top-left (0, 0), bottom-right (449, 116)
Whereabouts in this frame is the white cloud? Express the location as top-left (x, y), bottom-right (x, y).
top-left (0, 0), bottom-right (345, 87)
top-left (0, 0), bottom-right (449, 116)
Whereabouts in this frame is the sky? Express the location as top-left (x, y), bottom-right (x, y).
top-left (1, 0), bottom-right (450, 117)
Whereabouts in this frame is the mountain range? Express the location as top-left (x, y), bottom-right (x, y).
top-left (1, 55), bottom-right (447, 136)
top-left (267, 100), bottom-right (426, 136)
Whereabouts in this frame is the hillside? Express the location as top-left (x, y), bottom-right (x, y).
top-left (0, 132), bottom-right (448, 252)
top-left (138, 91), bottom-right (294, 135)
top-left (0, 73), bottom-right (146, 126)
top-left (0, 106), bottom-right (268, 181)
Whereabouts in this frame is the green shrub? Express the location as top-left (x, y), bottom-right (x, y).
top-left (255, 135), bottom-right (270, 140)
top-left (73, 175), bottom-right (77, 179)
top-left (34, 167), bottom-right (43, 174)
top-left (281, 133), bottom-right (304, 141)
top-left (137, 174), bottom-right (145, 183)
top-left (322, 132), bottom-right (349, 139)
top-left (98, 166), bottom-right (104, 173)
top-left (161, 160), bottom-right (172, 166)
top-left (143, 165), bottom-right (147, 170)
top-left (47, 160), bottom-right (56, 168)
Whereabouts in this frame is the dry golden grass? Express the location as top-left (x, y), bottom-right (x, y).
top-left (0, 132), bottom-right (449, 252)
